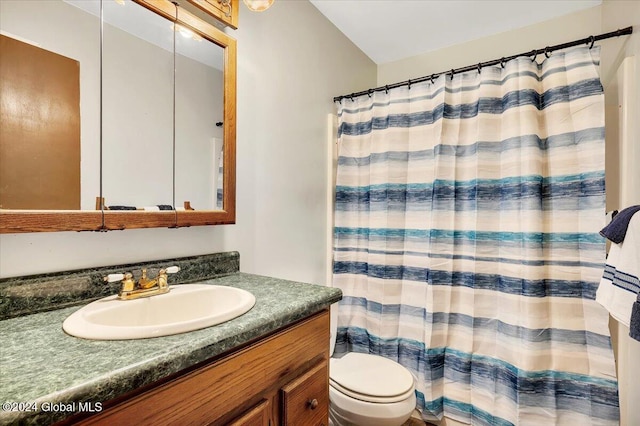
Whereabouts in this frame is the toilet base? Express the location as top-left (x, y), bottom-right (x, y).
top-left (329, 386), bottom-right (416, 426)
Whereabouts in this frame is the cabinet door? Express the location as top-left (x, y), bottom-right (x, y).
top-left (186, 0), bottom-right (239, 29)
top-left (227, 399), bottom-right (270, 426)
top-left (281, 362), bottom-right (329, 426)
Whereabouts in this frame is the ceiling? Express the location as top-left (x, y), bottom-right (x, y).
top-left (309, 0), bottom-right (601, 64)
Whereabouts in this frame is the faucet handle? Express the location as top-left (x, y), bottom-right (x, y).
top-left (157, 266), bottom-right (179, 290)
top-left (104, 273), bottom-right (125, 283)
top-left (104, 272), bottom-right (135, 293)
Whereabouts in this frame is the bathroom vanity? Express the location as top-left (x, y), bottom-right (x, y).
top-left (68, 311), bottom-right (329, 425)
top-left (0, 254), bottom-right (341, 426)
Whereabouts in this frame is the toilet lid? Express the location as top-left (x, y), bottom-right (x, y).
top-left (330, 353), bottom-right (415, 403)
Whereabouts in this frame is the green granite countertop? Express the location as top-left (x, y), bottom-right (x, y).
top-left (0, 273), bottom-right (342, 426)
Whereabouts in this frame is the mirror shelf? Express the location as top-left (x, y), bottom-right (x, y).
top-left (0, 0), bottom-right (236, 234)
top-left (0, 211), bottom-right (102, 234)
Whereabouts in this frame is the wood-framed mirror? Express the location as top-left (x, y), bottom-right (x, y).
top-left (0, 0), bottom-right (236, 233)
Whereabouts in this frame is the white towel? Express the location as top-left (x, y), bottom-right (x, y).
top-left (596, 213), bottom-right (640, 326)
top-left (143, 206), bottom-right (160, 212)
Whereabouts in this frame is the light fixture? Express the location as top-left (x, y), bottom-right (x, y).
top-left (243, 0), bottom-right (274, 12)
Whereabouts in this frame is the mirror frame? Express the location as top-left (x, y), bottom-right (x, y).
top-left (0, 0), bottom-right (236, 233)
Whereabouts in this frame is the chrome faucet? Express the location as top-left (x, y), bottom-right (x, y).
top-left (104, 266), bottom-right (180, 300)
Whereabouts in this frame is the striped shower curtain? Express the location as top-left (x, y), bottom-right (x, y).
top-left (333, 46), bottom-right (619, 425)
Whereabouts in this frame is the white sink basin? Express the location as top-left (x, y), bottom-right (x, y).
top-left (63, 284), bottom-right (255, 340)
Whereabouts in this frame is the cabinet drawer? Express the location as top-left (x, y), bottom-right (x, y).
top-left (281, 362), bottom-right (329, 426)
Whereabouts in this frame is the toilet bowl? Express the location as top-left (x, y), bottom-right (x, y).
top-left (328, 352), bottom-right (416, 426)
top-left (329, 309), bottom-right (416, 426)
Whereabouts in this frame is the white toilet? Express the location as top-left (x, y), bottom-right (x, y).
top-left (328, 311), bottom-right (417, 426)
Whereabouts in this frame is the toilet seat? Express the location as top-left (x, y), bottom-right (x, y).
top-left (330, 353), bottom-right (415, 403)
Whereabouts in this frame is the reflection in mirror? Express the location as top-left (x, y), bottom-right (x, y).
top-left (217, 145), bottom-right (224, 209)
top-left (0, 0), bottom-right (236, 232)
top-left (174, 23), bottom-right (224, 211)
top-left (0, 0), bottom-right (100, 210)
top-left (102, 0), bottom-right (174, 210)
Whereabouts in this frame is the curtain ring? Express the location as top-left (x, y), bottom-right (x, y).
top-left (500, 57), bottom-right (506, 68)
top-left (477, 63), bottom-right (482, 74)
top-left (589, 35), bottom-right (595, 49)
top-left (385, 85), bottom-right (389, 94)
top-left (349, 94), bottom-right (354, 102)
top-left (407, 79), bottom-right (412, 90)
top-left (530, 49), bottom-right (537, 62)
top-left (367, 89), bottom-right (373, 98)
top-left (430, 74), bottom-right (436, 84)
top-left (449, 69), bottom-right (454, 80)
top-left (544, 47), bottom-right (551, 58)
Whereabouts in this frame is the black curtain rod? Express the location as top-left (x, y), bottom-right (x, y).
top-left (333, 26), bottom-right (633, 103)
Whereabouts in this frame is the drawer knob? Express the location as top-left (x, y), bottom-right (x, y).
top-left (308, 398), bottom-right (319, 410)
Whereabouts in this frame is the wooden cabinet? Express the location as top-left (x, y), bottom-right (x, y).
top-left (186, 0), bottom-right (239, 29)
top-left (281, 362), bottom-right (329, 426)
top-left (69, 310), bottom-right (329, 426)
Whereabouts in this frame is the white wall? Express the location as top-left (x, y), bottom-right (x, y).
top-left (378, 6), bottom-right (602, 86)
top-left (0, 1), bottom-right (376, 282)
top-left (602, 0), bottom-right (640, 211)
top-left (229, 1), bottom-right (375, 283)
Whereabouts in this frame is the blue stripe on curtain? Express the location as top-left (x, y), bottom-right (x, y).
top-left (338, 78), bottom-right (603, 136)
top-left (337, 128), bottom-right (605, 166)
top-left (335, 228), bottom-right (604, 244)
top-left (338, 303), bottom-right (612, 348)
top-left (333, 47), bottom-right (618, 425)
top-left (335, 173), bottom-right (605, 211)
top-left (336, 328), bottom-right (618, 390)
top-left (334, 248), bottom-right (605, 269)
top-left (335, 264), bottom-right (600, 299)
